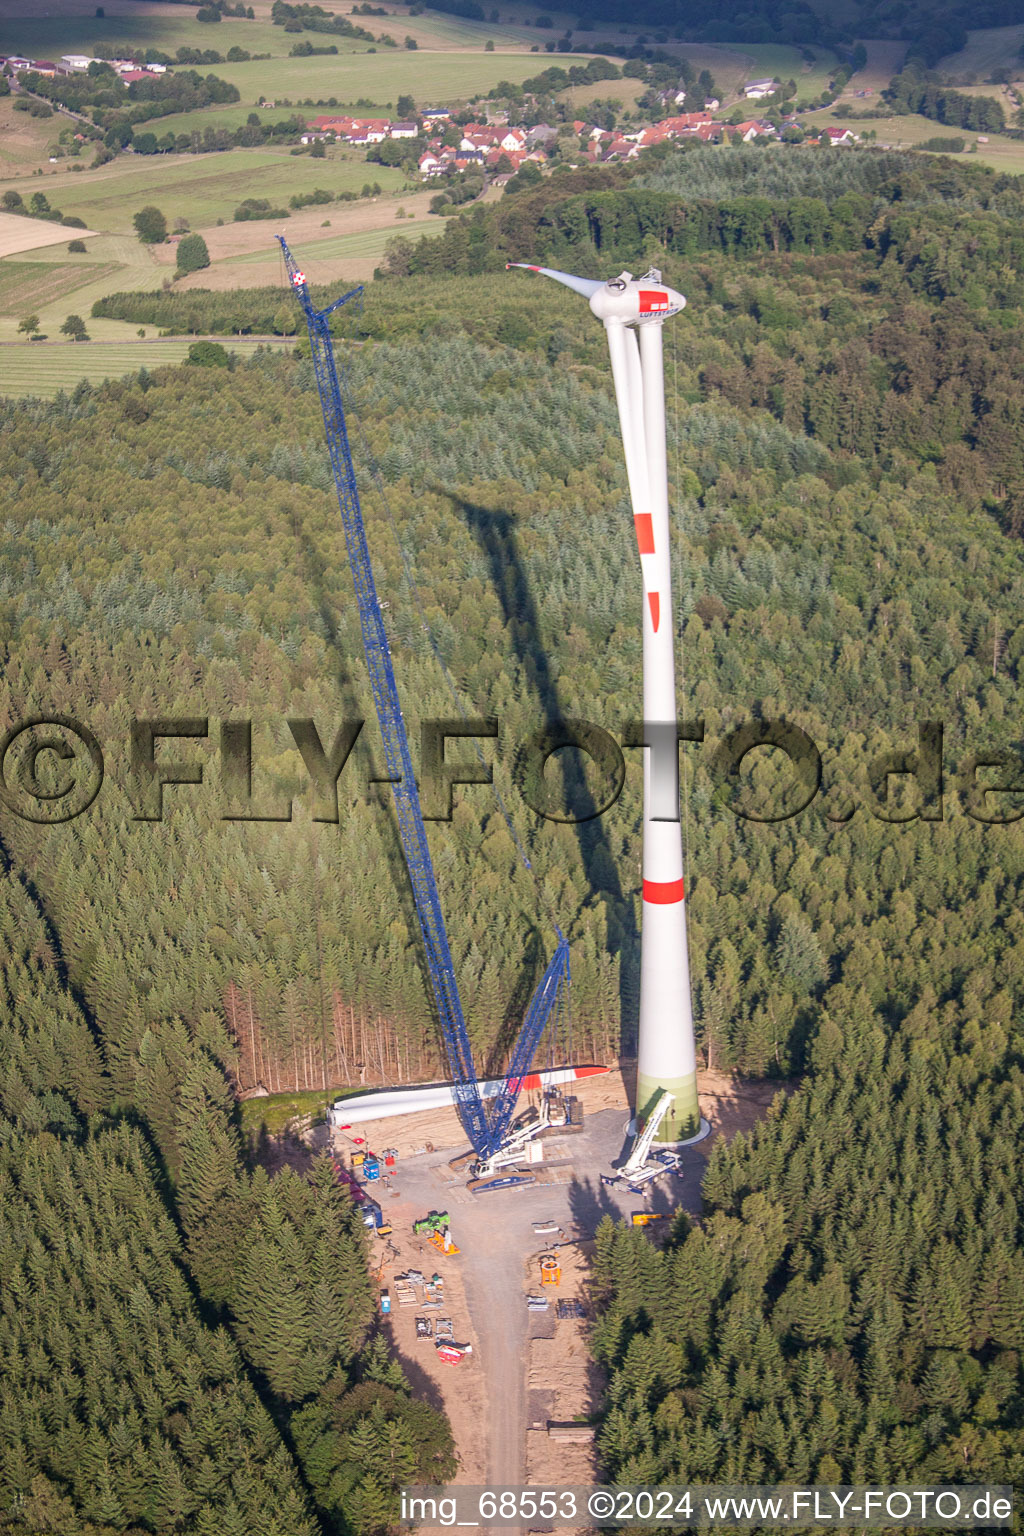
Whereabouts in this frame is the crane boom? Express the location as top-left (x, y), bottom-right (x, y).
top-left (278, 236), bottom-right (568, 1158)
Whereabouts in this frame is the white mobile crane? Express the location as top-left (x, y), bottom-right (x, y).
top-left (603, 1090), bottom-right (682, 1192)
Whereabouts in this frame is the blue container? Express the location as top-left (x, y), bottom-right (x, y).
top-left (363, 1157), bottom-right (381, 1182)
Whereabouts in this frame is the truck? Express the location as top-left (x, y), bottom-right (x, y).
top-left (380, 1289), bottom-right (391, 1315)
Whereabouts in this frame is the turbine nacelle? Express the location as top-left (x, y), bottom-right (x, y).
top-left (506, 262), bottom-right (685, 324)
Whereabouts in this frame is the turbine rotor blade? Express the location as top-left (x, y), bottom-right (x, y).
top-left (506, 262), bottom-right (603, 299)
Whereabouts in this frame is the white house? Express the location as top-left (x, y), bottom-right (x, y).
top-left (59, 54), bottom-right (91, 72)
top-left (349, 119), bottom-right (390, 144)
top-left (743, 78), bottom-right (777, 99)
top-left (391, 121), bottom-right (419, 138)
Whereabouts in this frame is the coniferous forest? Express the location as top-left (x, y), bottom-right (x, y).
top-left (3, 143), bottom-right (1024, 1525)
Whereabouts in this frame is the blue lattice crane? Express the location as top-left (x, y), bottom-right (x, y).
top-left (278, 236), bottom-right (569, 1163)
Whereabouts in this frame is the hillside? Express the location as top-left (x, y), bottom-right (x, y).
top-left (4, 141), bottom-right (1024, 1523)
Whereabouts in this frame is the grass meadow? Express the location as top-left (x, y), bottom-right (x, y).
top-left (704, 42), bottom-right (840, 101)
top-left (937, 24), bottom-right (1024, 80)
top-left (209, 50), bottom-right (568, 107)
top-left (805, 106), bottom-right (1024, 173)
top-left (0, 149), bottom-right (407, 234)
top-left (0, 334), bottom-right (293, 396)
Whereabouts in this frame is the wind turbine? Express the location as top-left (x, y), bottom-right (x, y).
top-left (509, 262), bottom-right (700, 1144)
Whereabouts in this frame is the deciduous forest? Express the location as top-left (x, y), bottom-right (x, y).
top-left (3, 141), bottom-right (1024, 1525)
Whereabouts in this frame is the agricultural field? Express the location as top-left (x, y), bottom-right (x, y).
top-left (0, 147), bottom-right (408, 235)
top-left (559, 76), bottom-right (645, 114)
top-left (702, 42), bottom-right (841, 101)
top-left (0, 257), bottom-right (119, 317)
top-left (0, 212), bottom-right (99, 258)
top-left (141, 103), bottom-right (321, 137)
top-left (0, 334), bottom-right (290, 396)
top-left (208, 50), bottom-right (573, 106)
top-left (0, 0), bottom-right (550, 60)
top-left (937, 23), bottom-right (1024, 81)
top-left (834, 37), bottom-right (906, 99)
top-left (0, 8), bottom-right (288, 64)
top-left (805, 105), bottom-right (1024, 172)
top-left (174, 209), bottom-right (437, 289)
top-left (0, 97), bottom-right (66, 178)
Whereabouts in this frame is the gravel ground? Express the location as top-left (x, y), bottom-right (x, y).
top-left (322, 1066), bottom-right (782, 1501)
top-left (343, 1094), bottom-right (700, 1487)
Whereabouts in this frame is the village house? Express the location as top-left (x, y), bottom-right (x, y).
top-left (733, 119), bottom-right (773, 142)
top-left (390, 121), bottom-right (419, 138)
top-left (603, 135), bottom-right (640, 161)
top-left (743, 78), bottom-right (777, 99)
top-left (349, 120), bottom-right (390, 144)
top-left (310, 115), bottom-right (356, 135)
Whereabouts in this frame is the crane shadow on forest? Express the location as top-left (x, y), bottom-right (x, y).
top-left (291, 514), bottom-right (437, 1081)
top-left (440, 488), bottom-right (639, 1062)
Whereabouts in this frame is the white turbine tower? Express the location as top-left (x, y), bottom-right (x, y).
top-left (509, 262), bottom-right (700, 1143)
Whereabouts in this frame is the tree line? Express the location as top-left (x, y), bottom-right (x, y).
top-left (884, 65), bottom-right (1007, 134)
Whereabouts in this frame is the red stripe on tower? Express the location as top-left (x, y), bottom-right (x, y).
top-left (643, 877), bottom-right (685, 904)
top-left (634, 512), bottom-right (655, 554)
top-left (648, 591), bottom-right (660, 631)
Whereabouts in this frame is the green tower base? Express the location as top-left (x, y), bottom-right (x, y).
top-left (636, 1069), bottom-right (700, 1143)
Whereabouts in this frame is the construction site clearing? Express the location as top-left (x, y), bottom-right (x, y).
top-left (317, 1063), bottom-right (784, 1489)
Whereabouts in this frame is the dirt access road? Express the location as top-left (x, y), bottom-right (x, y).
top-left (333, 1065), bottom-right (784, 1488)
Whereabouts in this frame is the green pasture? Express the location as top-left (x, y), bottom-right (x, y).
top-left (143, 103), bottom-right (319, 136)
top-left (558, 77), bottom-right (644, 114)
top-left (805, 107), bottom-right (1024, 173)
top-left (937, 24), bottom-right (1024, 81)
top-left (208, 50), bottom-right (570, 106)
top-left (0, 335), bottom-right (293, 398)
top-left (0, 100), bottom-right (66, 178)
top-left (0, 11), bottom-right (288, 64)
top-left (0, 258), bottom-right (122, 317)
top-left (0, 233), bottom-right (166, 338)
top-left (201, 211), bottom-right (436, 275)
top-left (705, 43), bottom-right (841, 102)
top-left (837, 39), bottom-right (906, 97)
top-left (0, 2), bottom-right (538, 63)
top-left (0, 149), bottom-right (407, 234)
top-left (390, 11), bottom-right (535, 49)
